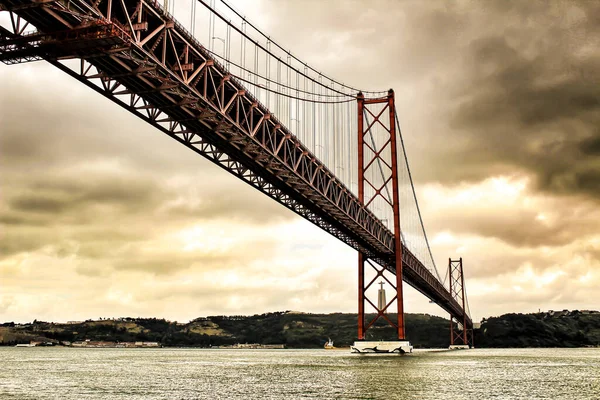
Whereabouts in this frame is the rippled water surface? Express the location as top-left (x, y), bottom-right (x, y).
top-left (1, 347), bottom-right (599, 399)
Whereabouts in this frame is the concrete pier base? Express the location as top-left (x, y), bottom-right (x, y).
top-left (351, 341), bottom-right (413, 354)
top-left (448, 344), bottom-right (470, 350)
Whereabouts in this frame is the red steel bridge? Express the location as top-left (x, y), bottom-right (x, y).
top-left (0, 0), bottom-right (473, 346)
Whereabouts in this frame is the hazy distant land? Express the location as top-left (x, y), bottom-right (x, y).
top-left (1, 310), bottom-right (599, 348)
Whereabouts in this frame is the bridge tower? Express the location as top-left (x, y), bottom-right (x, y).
top-left (449, 258), bottom-right (474, 348)
top-left (353, 90), bottom-right (411, 353)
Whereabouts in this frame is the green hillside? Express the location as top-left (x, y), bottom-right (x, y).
top-left (475, 310), bottom-right (600, 347)
top-left (0, 312), bottom-right (449, 348)
top-left (2, 310), bottom-right (599, 348)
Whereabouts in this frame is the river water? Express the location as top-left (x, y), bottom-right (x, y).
top-left (0, 347), bottom-right (598, 399)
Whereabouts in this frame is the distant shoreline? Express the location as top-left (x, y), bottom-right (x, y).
top-left (6, 345), bottom-right (600, 350)
top-left (2, 310), bottom-right (599, 349)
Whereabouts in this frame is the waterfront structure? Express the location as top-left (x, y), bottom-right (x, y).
top-left (71, 340), bottom-right (160, 348)
top-left (0, 0), bottom-right (473, 349)
top-left (14, 341), bottom-right (56, 347)
top-left (221, 343), bottom-right (285, 349)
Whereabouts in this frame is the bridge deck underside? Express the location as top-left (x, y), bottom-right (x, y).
top-left (0, 0), bottom-right (471, 327)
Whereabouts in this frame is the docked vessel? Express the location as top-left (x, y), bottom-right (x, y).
top-left (324, 338), bottom-right (336, 350)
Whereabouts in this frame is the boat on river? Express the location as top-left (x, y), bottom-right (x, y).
top-left (324, 338), bottom-right (336, 350)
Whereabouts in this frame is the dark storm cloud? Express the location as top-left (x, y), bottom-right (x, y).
top-left (0, 173), bottom-right (288, 261)
top-left (443, 1), bottom-right (600, 198)
top-left (455, 36), bottom-right (599, 127)
top-left (5, 174), bottom-right (162, 219)
top-left (579, 134), bottom-right (600, 156)
top-left (0, 211), bottom-right (52, 226)
top-left (0, 229), bottom-right (48, 257)
top-left (10, 195), bottom-right (68, 213)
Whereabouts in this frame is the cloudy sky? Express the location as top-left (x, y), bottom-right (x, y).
top-left (1, 0), bottom-right (599, 324)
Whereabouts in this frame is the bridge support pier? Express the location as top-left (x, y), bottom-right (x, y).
top-left (355, 90), bottom-right (409, 352)
top-left (449, 258), bottom-right (474, 349)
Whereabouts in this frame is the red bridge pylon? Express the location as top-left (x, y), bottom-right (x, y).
top-left (449, 258), bottom-right (474, 348)
top-left (357, 89), bottom-right (405, 341)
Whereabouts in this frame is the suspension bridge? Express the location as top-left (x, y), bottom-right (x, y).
top-left (0, 0), bottom-right (474, 352)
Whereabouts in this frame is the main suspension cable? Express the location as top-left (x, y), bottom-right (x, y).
top-left (217, 0), bottom-right (387, 96)
top-left (197, 0), bottom-right (388, 98)
top-left (230, 74), bottom-right (356, 104)
top-left (204, 48), bottom-right (353, 99)
top-left (196, 0), bottom-right (359, 97)
top-left (395, 107), bottom-right (442, 283)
